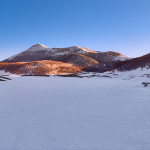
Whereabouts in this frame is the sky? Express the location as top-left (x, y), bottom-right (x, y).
top-left (0, 0), bottom-right (150, 60)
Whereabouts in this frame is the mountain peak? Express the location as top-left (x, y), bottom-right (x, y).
top-left (69, 46), bottom-right (96, 53)
top-left (34, 43), bottom-right (47, 47)
top-left (27, 43), bottom-right (48, 51)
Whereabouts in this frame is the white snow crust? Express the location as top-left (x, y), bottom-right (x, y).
top-left (0, 76), bottom-right (150, 149)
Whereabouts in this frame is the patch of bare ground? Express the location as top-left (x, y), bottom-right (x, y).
top-left (0, 78), bottom-right (5, 81)
top-left (142, 82), bottom-right (150, 87)
top-left (0, 76), bottom-right (11, 81)
top-left (56, 73), bottom-right (112, 78)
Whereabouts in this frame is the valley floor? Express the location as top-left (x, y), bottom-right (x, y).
top-left (0, 76), bottom-right (150, 150)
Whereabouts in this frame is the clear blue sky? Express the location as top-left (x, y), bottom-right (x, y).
top-left (1, 0), bottom-right (150, 60)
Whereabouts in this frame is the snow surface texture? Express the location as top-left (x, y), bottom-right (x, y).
top-left (0, 76), bottom-right (150, 150)
top-left (111, 67), bottom-right (150, 80)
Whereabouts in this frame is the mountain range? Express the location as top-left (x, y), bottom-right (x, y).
top-left (0, 43), bottom-right (149, 76)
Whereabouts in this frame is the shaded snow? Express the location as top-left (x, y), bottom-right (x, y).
top-left (7, 51), bottom-right (24, 60)
top-left (7, 44), bottom-right (48, 60)
top-left (0, 70), bottom-right (20, 77)
top-left (110, 67), bottom-right (150, 79)
top-left (0, 77), bottom-right (150, 150)
top-left (114, 55), bottom-right (129, 61)
top-left (0, 70), bottom-right (10, 76)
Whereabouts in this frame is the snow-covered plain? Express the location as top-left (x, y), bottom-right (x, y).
top-left (0, 76), bottom-right (150, 150)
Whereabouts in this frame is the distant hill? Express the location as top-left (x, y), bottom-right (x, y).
top-left (110, 53), bottom-right (150, 72)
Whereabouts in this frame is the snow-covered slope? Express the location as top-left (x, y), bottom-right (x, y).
top-left (98, 67), bottom-right (150, 80)
top-left (0, 76), bottom-right (150, 149)
top-left (105, 51), bottom-right (129, 61)
top-left (114, 67), bottom-right (150, 79)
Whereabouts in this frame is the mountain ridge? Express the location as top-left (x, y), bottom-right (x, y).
top-left (1, 43), bottom-right (149, 76)
top-left (3, 43), bottom-right (128, 63)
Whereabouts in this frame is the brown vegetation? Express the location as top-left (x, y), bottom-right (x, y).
top-left (62, 53), bottom-right (99, 68)
top-left (0, 60), bottom-right (82, 75)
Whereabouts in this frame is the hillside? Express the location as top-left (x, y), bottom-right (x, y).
top-left (0, 60), bottom-right (82, 75)
top-left (110, 53), bottom-right (150, 72)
